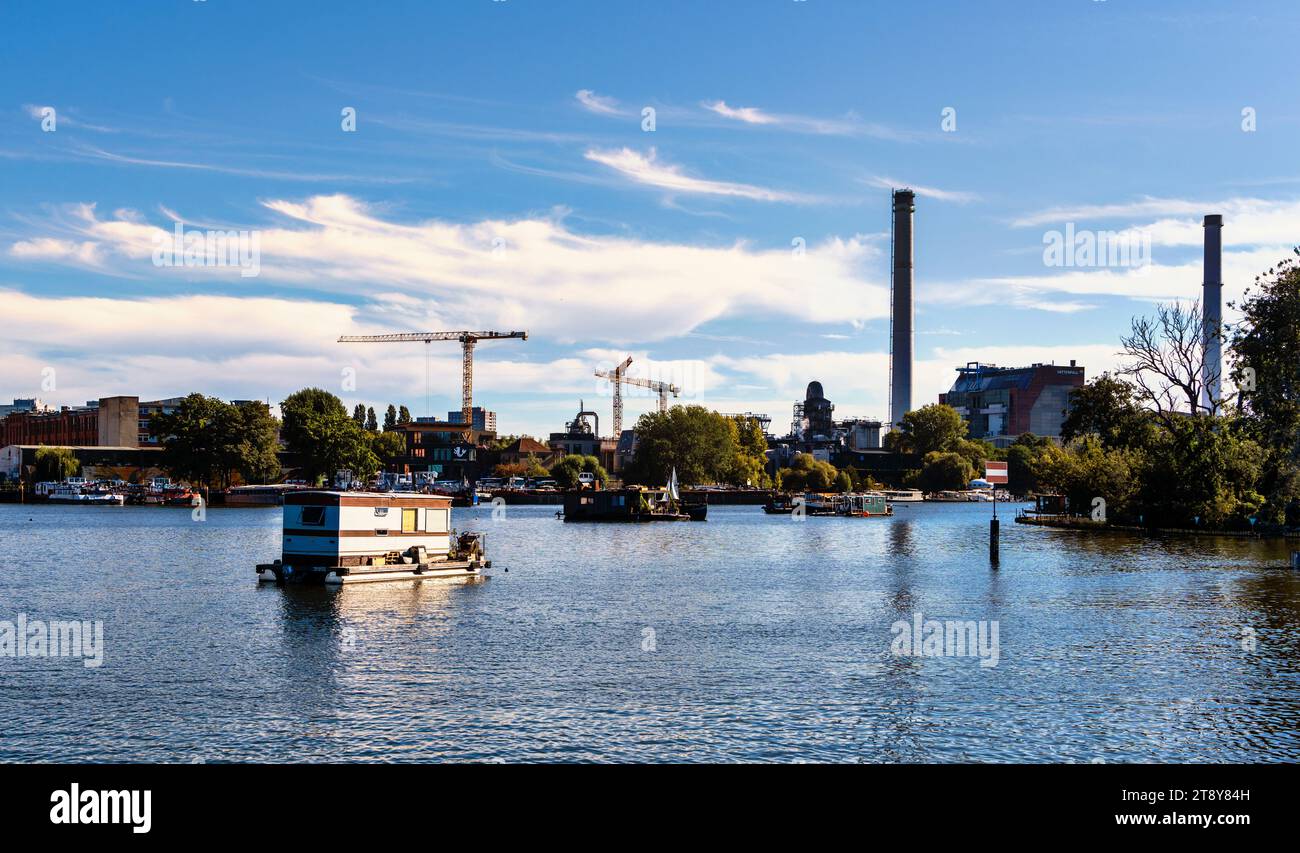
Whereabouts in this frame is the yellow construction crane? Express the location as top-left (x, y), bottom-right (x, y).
top-left (594, 357), bottom-right (680, 436)
top-left (338, 330), bottom-right (527, 425)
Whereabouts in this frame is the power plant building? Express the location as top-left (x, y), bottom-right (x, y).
top-left (939, 361), bottom-right (1085, 447)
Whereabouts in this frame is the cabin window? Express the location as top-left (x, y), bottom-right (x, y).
top-left (300, 506), bottom-right (326, 526)
top-left (374, 529), bottom-right (388, 536)
top-left (374, 507), bottom-right (389, 517)
top-left (402, 508), bottom-right (417, 533)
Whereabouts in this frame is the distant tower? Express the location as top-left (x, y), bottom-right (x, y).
top-left (889, 189), bottom-right (916, 428)
top-left (1201, 214), bottom-right (1223, 413)
top-left (803, 381), bottom-right (835, 437)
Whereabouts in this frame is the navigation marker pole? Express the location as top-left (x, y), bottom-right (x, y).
top-left (986, 461), bottom-right (1009, 567)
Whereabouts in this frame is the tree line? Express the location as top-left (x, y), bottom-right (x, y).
top-left (151, 388), bottom-right (408, 488)
top-left (975, 250), bottom-right (1300, 530)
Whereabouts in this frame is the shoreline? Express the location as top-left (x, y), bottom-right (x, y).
top-left (1015, 514), bottom-right (1300, 540)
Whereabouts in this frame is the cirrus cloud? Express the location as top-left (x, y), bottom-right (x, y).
top-left (583, 146), bottom-right (809, 202)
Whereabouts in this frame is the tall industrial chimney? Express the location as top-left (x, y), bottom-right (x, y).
top-left (889, 189), bottom-right (916, 429)
top-left (1201, 214), bottom-right (1223, 412)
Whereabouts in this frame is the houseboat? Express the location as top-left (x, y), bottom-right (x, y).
top-left (562, 486), bottom-right (706, 522)
top-left (763, 493), bottom-right (798, 514)
top-left (47, 484), bottom-right (124, 505)
top-left (882, 489), bottom-right (924, 503)
top-left (255, 490), bottom-right (489, 585)
top-left (763, 492), bottom-right (892, 517)
top-left (835, 493), bottom-right (892, 517)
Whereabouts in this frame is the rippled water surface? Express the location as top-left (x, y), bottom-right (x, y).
top-left (2, 501), bottom-right (1298, 762)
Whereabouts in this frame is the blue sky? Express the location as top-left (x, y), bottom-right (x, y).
top-left (2, 0), bottom-right (1298, 437)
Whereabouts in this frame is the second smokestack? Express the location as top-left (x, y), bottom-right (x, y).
top-left (1202, 214), bottom-right (1223, 412)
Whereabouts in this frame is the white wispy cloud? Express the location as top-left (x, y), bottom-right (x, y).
top-left (701, 99), bottom-right (926, 141)
top-left (73, 145), bottom-right (405, 184)
top-left (575, 89), bottom-right (624, 116)
top-left (583, 146), bottom-right (806, 202)
top-left (1012, 196), bottom-right (1211, 228)
top-left (8, 194), bottom-right (888, 343)
top-left (702, 100), bottom-right (778, 125)
top-left (9, 237), bottom-right (104, 267)
top-left (863, 176), bottom-right (980, 204)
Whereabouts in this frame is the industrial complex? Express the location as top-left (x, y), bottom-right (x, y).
top-left (0, 191), bottom-right (1231, 492)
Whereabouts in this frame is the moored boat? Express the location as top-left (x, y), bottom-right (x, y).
top-left (562, 486), bottom-right (706, 522)
top-left (46, 485), bottom-right (124, 505)
top-left (255, 490), bottom-right (489, 585)
top-left (834, 493), bottom-right (892, 517)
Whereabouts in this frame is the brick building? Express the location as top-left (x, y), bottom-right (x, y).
top-left (939, 361), bottom-right (1085, 447)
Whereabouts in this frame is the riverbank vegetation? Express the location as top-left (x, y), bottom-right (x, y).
top-left (550, 454), bottom-right (609, 489)
top-left (623, 407), bottom-right (771, 488)
top-left (1023, 251), bottom-right (1300, 531)
top-left (151, 394), bottom-right (281, 488)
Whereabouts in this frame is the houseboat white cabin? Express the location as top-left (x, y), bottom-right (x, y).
top-left (255, 491), bottom-right (488, 585)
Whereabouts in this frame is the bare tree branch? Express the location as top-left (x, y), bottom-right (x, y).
top-left (1118, 299), bottom-right (1221, 425)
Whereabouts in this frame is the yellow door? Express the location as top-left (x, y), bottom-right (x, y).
top-left (402, 508), bottom-right (417, 533)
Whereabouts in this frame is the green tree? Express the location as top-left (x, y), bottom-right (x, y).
top-left (281, 388), bottom-right (378, 484)
top-left (1005, 433), bottom-right (1053, 496)
top-left (954, 437), bottom-right (998, 474)
top-left (383, 405), bottom-right (398, 431)
top-left (723, 415), bottom-right (772, 488)
top-left (915, 451), bottom-right (974, 493)
top-left (1229, 251), bottom-right (1300, 520)
top-left (1061, 373), bottom-right (1152, 450)
top-left (523, 454), bottom-right (549, 478)
top-left (1129, 417), bottom-right (1262, 528)
top-left (1036, 437), bottom-right (1141, 524)
top-left (776, 453), bottom-right (838, 492)
top-left (834, 470), bottom-right (854, 493)
top-left (33, 446), bottom-right (79, 482)
top-left (369, 429), bottom-right (407, 463)
top-left (152, 394), bottom-right (280, 487)
top-left (221, 400), bottom-right (282, 485)
top-left (152, 393), bottom-right (230, 487)
top-left (398, 406), bottom-right (412, 425)
top-left (890, 404), bottom-right (967, 455)
top-left (365, 406), bottom-right (379, 432)
top-left (625, 405), bottom-right (737, 486)
top-left (550, 454), bottom-right (608, 488)
top-left (352, 404), bottom-right (366, 428)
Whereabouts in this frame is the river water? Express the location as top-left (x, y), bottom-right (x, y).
top-left (1, 501), bottom-right (1297, 763)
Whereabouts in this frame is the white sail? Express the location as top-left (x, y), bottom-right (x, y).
top-left (668, 467), bottom-right (680, 501)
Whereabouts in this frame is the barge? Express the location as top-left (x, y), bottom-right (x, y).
top-left (764, 492), bottom-right (893, 517)
top-left (255, 491), bottom-right (489, 585)
top-left (562, 486), bottom-right (707, 522)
